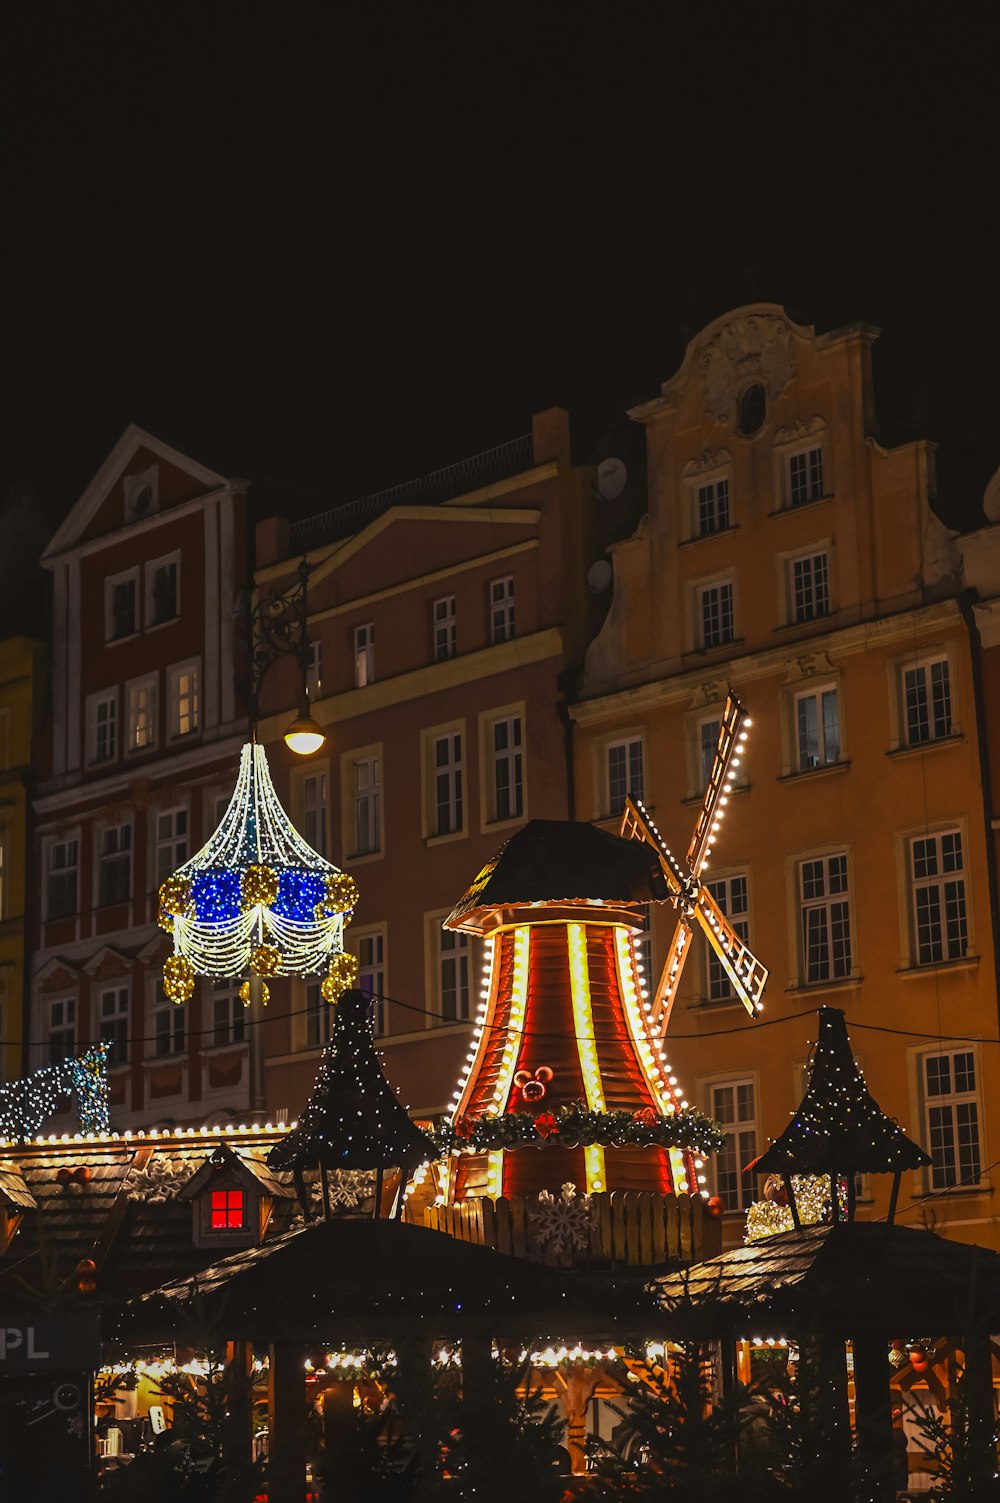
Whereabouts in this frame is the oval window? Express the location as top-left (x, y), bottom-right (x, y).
top-left (738, 383), bottom-right (767, 437)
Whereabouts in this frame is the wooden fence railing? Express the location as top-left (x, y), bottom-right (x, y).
top-left (424, 1190), bottom-right (719, 1268)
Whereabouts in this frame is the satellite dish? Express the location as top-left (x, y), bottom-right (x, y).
top-left (587, 559), bottom-right (613, 594)
top-left (596, 457), bottom-right (627, 501)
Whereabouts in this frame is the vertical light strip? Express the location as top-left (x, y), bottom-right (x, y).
top-left (490, 927), bottom-right (530, 1115)
top-left (486, 1150), bottom-right (504, 1198)
top-left (443, 934), bottom-right (499, 1204)
top-left (614, 924), bottom-right (692, 1194)
top-left (567, 923), bottom-right (606, 1193)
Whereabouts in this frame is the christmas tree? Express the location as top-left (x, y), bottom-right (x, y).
top-left (268, 989), bottom-right (434, 1216)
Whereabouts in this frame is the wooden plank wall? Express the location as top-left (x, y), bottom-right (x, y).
top-left (424, 1191), bottom-right (711, 1267)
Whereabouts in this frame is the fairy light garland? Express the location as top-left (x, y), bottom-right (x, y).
top-left (158, 742), bottom-right (357, 1001)
top-left (0, 1045), bottom-right (111, 1139)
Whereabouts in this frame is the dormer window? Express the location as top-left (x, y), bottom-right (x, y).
top-left (210, 1189), bottom-right (245, 1229)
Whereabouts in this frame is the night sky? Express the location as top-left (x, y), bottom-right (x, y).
top-left (4, 9), bottom-right (997, 533)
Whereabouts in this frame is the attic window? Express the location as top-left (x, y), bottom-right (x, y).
top-left (124, 466), bottom-right (159, 524)
top-left (737, 383), bottom-right (766, 437)
top-left (210, 1190), bottom-right (245, 1229)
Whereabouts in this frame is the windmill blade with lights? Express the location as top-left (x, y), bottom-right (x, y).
top-left (620, 692), bottom-right (768, 1029)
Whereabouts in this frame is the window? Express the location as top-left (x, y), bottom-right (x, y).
top-left (697, 581), bottom-right (735, 649)
top-left (923, 1050), bottom-right (981, 1190)
top-left (126, 676), bottom-right (157, 753)
top-left (358, 931), bottom-right (386, 1036)
top-left (353, 756), bottom-right (381, 856)
top-left (433, 733), bottom-right (463, 836)
top-left (795, 685), bottom-right (840, 770)
top-left (210, 1190), bottom-right (245, 1229)
top-left (710, 1080), bottom-right (757, 1211)
top-left (146, 555), bottom-right (179, 626)
top-left (903, 657), bottom-right (952, 746)
top-left (911, 830), bottom-right (968, 965)
top-left (106, 570), bottom-right (138, 641)
top-left (155, 808), bottom-right (188, 888)
top-left (47, 839), bottom-right (78, 920)
top-left (704, 875), bottom-right (749, 1002)
top-left (354, 623), bottom-right (375, 687)
top-left (88, 691), bottom-right (118, 765)
top-left (738, 384), bottom-right (766, 437)
top-left (306, 640), bottom-right (322, 698)
top-left (799, 853), bottom-right (852, 983)
top-left (302, 771), bottom-right (328, 856)
top-left (99, 985), bottom-right (129, 1065)
top-left (433, 596), bottom-right (457, 661)
top-left (305, 981), bottom-right (332, 1049)
top-left (439, 928), bottom-right (470, 1022)
top-left (788, 446), bottom-right (825, 506)
top-left (153, 981), bottom-right (185, 1057)
top-left (490, 576), bottom-right (515, 644)
top-left (607, 737), bottom-right (644, 813)
top-left (169, 662), bottom-right (200, 738)
top-left (789, 550), bottom-right (829, 622)
top-left (48, 998), bottom-right (76, 1063)
top-left (98, 823), bottom-right (131, 906)
top-left (490, 714), bottom-right (523, 822)
top-left (697, 478), bottom-right (731, 536)
top-left (212, 979), bottom-right (245, 1047)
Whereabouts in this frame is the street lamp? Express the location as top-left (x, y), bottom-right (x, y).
top-left (251, 557), bottom-right (326, 756)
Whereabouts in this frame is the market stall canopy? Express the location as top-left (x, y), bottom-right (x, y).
top-left (653, 1221), bottom-right (1000, 1336)
top-left (114, 1217), bottom-right (653, 1345)
top-left (747, 1008), bottom-right (930, 1178)
top-left (445, 819), bottom-right (668, 935)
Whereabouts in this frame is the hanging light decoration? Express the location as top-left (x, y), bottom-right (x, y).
top-left (159, 742), bottom-right (358, 994)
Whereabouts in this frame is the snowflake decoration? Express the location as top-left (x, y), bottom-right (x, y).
top-left (529, 1182), bottom-right (593, 1256)
top-left (288, 1168), bottom-right (376, 1225)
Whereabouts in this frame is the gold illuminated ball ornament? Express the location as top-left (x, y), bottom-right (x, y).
top-left (321, 951), bottom-right (359, 1002)
top-left (163, 955), bottom-right (196, 1004)
top-left (250, 943), bottom-right (282, 978)
top-left (323, 872), bottom-right (360, 916)
top-left (159, 875), bottom-right (193, 918)
top-left (239, 979), bottom-right (270, 1007)
top-left (242, 863), bottom-right (279, 910)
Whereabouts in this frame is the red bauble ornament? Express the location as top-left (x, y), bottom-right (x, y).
top-left (454, 1117), bottom-right (475, 1140)
top-left (534, 1113), bottom-right (559, 1139)
top-left (705, 1196), bottom-right (725, 1219)
top-left (56, 1168), bottom-right (73, 1186)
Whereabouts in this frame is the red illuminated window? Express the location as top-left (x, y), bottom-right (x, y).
top-left (210, 1190), bottom-right (245, 1229)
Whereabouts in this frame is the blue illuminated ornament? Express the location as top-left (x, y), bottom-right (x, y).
top-left (159, 742), bottom-right (357, 982)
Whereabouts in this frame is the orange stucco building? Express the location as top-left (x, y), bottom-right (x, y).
top-left (571, 306), bottom-right (1000, 1250)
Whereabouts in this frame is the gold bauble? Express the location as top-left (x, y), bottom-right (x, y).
top-left (157, 906), bottom-right (175, 934)
top-left (163, 954), bottom-right (195, 1003)
top-left (321, 951), bottom-right (359, 1002)
top-left (239, 979), bottom-right (270, 1007)
top-left (250, 942), bottom-right (282, 978)
top-left (323, 872), bottom-right (359, 916)
top-left (159, 875), bottom-right (192, 918)
top-left (242, 864), bottom-right (279, 910)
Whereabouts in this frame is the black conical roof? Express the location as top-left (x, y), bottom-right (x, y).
top-left (750, 1008), bottom-right (930, 1177)
top-left (445, 819), bottom-right (668, 933)
top-left (267, 990), bottom-right (434, 1173)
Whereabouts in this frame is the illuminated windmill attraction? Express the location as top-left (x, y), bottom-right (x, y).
top-left (439, 691), bottom-right (767, 1208)
top-left (620, 691), bottom-right (768, 1029)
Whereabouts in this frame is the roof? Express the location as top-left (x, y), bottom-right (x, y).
top-left (115, 1218), bottom-right (651, 1345)
top-left (749, 1008), bottom-right (930, 1177)
top-left (653, 1221), bottom-right (1000, 1335)
top-left (0, 1162), bottom-right (37, 1211)
top-left (176, 1143), bottom-right (295, 1202)
top-left (445, 820), bottom-right (669, 934)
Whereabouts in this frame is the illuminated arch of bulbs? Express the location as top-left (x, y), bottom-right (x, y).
top-left (158, 742), bottom-right (359, 1004)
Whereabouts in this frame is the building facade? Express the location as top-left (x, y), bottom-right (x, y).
top-left (31, 427), bottom-right (253, 1127)
top-left (0, 636), bottom-right (46, 1084)
top-left (571, 306), bottom-right (1000, 1250)
top-left (254, 409), bottom-right (597, 1121)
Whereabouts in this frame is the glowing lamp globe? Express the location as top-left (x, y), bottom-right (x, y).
top-left (284, 705), bottom-right (326, 757)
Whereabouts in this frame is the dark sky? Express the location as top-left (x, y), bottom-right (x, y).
top-left (4, 8), bottom-right (998, 531)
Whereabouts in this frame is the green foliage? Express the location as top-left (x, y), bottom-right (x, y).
top-left (909, 1375), bottom-right (1000, 1499)
top-left (434, 1100), bottom-right (724, 1156)
top-left (588, 1342), bottom-right (770, 1501)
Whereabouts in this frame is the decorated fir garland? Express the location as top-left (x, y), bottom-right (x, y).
top-left (433, 1101), bottom-right (724, 1157)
